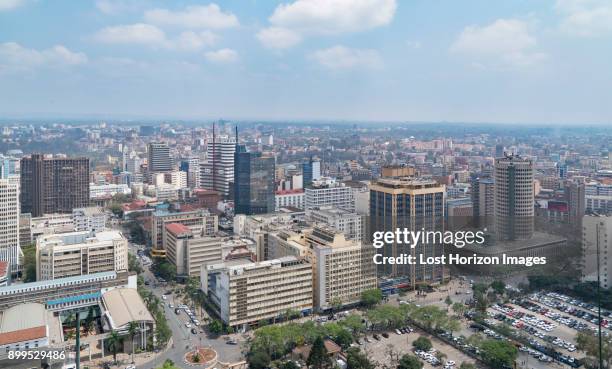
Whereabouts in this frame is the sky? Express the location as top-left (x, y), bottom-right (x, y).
top-left (0, 0), bottom-right (611, 125)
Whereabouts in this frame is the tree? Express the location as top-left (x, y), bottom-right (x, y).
top-left (128, 321), bottom-right (139, 363)
top-left (307, 336), bottom-right (332, 369)
top-left (459, 362), bottom-right (476, 369)
top-left (346, 347), bottom-right (375, 369)
top-left (248, 350), bottom-right (271, 369)
top-left (21, 243), bottom-right (37, 282)
top-left (472, 283), bottom-right (488, 295)
top-left (444, 296), bottom-right (453, 311)
top-left (576, 332), bottom-right (612, 369)
top-left (360, 289), bottom-right (383, 308)
top-left (334, 329), bottom-right (353, 349)
top-left (412, 336), bottom-right (432, 351)
top-left (446, 319), bottom-right (461, 338)
top-left (158, 359), bottom-right (181, 369)
top-left (340, 314), bottom-right (365, 337)
top-left (398, 354), bottom-right (423, 369)
top-left (479, 339), bottom-right (518, 369)
top-left (475, 292), bottom-right (489, 313)
top-left (128, 253), bottom-right (143, 274)
top-left (208, 319), bottom-right (223, 335)
top-left (452, 302), bottom-right (466, 318)
top-left (106, 331), bottom-right (123, 364)
top-left (490, 280), bottom-right (506, 295)
top-left (331, 297), bottom-right (343, 313)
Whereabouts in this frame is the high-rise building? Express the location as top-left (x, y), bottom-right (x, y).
top-left (302, 157), bottom-right (321, 188)
top-left (369, 178), bottom-right (446, 282)
top-left (494, 154), bottom-right (534, 241)
top-left (0, 177), bottom-right (20, 271)
top-left (471, 176), bottom-right (495, 229)
top-left (147, 142), bottom-right (172, 173)
top-left (581, 215), bottom-right (612, 288)
top-left (36, 230), bottom-right (128, 281)
top-left (200, 135), bottom-right (236, 196)
top-left (565, 180), bottom-right (586, 230)
top-left (234, 146), bottom-right (276, 215)
top-left (20, 154), bottom-right (90, 217)
top-left (305, 177), bottom-right (355, 212)
top-left (202, 256), bottom-right (313, 329)
top-left (495, 144), bottom-right (505, 158)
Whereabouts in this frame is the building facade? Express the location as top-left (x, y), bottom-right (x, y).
top-left (0, 177), bottom-right (20, 271)
top-left (369, 178), bottom-right (447, 282)
top-left (234, 147), bottom-right (276, 215)
top-left (20, 154), bottom-right (90, 217)
top-left (494, 155), bottom-right (534, 241)
top-left (200, 135), bottom-right (236, 196)
top-left (36, 230), bottom-right (128, 280)
top-left (305, 177), bottom-right (355, 212)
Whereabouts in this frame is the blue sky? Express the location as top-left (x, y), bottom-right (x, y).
top-left (0, 0), bottom-right (611, 124)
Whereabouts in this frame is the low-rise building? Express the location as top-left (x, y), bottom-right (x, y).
top-left (201, 256), bottom-right (313, 330)
top-left (72, 207), bottom-right (107, 232)
top-left (36, 230), bottom-right (128, 281)
top-left (307, 206), bottom-right (363, 241)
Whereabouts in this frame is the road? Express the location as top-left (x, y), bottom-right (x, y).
top-left (130, 243), bottom-right (245, 369)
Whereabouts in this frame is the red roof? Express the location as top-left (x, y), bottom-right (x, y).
top-left (275, 189), bottom-right (304, 195)
top-left (0, 326), bottom-right (46, 345)
top-left (165, 223), bottom-right (192, 236)
top-left (0, 261), bottom-right (8, 278)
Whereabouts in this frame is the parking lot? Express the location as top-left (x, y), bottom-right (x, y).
top-left (359, 328), bottom-right (478, 368)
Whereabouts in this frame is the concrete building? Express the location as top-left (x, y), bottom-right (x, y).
top-left (200, 135), bottom-right (236, 196)
top-left (307, 227), bottom-right (377, 311)
top-left (494, 154), bottom-right (534, 241)
top-left (446, 197), bottom-right (474, 231)
top-left (471, 176), bottom-right (495, 229)
top-left (20, 154), bottom-right (90, 217)
top-left (164, 223), bottom-right (222, 277)
top-left (0, 261), bottom-right (9, 286)
top-left (0, 177), bottom-right (20, 271)
top-left (0, 270), bottom-right (134, 311)
top-left (72, 207), bottom-right (107, 233)
top-left (307, 206), bottom-right (362, 242)
top-left (151, 209), bottom-right (218, 251)
top-left (302, 158), bottom-right (321, 188)
top-left (36, 230), bottom-right (128, 281)
top-left (275, 189), bottom-right (305, 211)
top-left (369, 177), bottom-right (447, 282)
top-left (305, 177), bottom-right (355, 212)
top-left (147, 142), bottom-right (173, 173)
top-left (201, 256), bottom-right (313, 329)
top-left (0, 303), bottom-right (54, 351)
top-left (89, 183), bottom-right (131, 200)
top-left (581, 215), bottom-right (612, 288)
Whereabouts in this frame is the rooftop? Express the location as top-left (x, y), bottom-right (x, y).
top-left (0, 303), bottom-right (47, 333)
top-left (102, 288), bottom-right (154, 329)
top-left (165, 223), bottom-right (192, 236)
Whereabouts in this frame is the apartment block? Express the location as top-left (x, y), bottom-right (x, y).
top-left (305, 177), bottom-right (355, 212)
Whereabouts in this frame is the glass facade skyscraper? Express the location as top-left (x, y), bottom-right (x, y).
top-left (234, 146), bottom-right (275, 215)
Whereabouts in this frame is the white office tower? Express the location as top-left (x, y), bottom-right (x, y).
top-left (200, 135), bottom-right (236, 196)
top-left (0, 177), bottom-right (20, 272)
top-left (305, 177), bottom-right (355, 212)
top-left (581, 215), bottom-right (612, 288)
top-left (187, 156), bottom-right (200, 189)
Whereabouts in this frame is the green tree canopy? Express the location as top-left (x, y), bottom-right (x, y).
top-left (398, 354), bottom-right (423, 369)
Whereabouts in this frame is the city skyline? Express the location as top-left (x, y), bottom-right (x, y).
top-left (1, 0), bottom-right (612, 125)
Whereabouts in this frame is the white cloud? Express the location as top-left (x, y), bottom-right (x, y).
top-left (0, 42), bottom-right (87, 72)
top-left (144, 4), bottom-right (239, 29)
top-left (406, 40), bottom-right (421, 49)
top-left (173, 31), bottom-right (218, 50)
top-left (205, 48), bottom-right (238, 63)
top-left (94, 23), bottom-right (166, 45)
top-left (256, 27), bottom-right (302, 49)
top-left (555, 0), bottom-right (612, 36)
top-left (257, 0), bottom-right (397, 49)
top-left (450, 19), bottom-right (546, 67)
top-left (94, 24), bottom-right (217, 51)
top-left (310, 45), bottom-right (382, 70)
top-left (0, 0), bottom-right (26, 11)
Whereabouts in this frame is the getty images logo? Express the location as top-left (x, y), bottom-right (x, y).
top-left (372, 228), bottom-right (486, 249)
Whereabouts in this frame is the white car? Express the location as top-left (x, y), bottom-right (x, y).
top-left (185, 322), bottom-right (192, 328)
